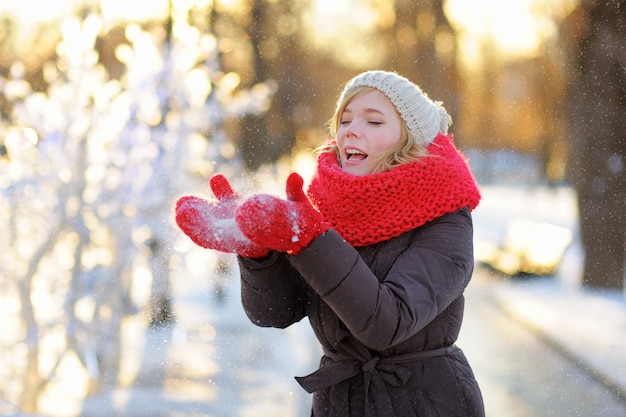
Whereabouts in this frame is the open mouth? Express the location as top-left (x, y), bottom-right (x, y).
top-left (346, 148), bottom-right (368, 161)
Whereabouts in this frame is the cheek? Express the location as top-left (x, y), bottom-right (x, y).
top-left (374, 130), bottom-right (401, 152)
top-left (385, 126), bottom-right (403, 148)
top-left (335, 131), bottom-right (347, 148)
top-left (336, 126), bottom-right (348, 139)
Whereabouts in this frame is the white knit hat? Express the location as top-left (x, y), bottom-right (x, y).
top-left (337, 70), bottom-right (451, 147)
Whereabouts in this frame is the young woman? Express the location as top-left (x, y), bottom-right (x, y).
top-left (176, 70), bottom-right (485, 416)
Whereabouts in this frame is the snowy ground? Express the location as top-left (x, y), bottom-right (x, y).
top-left (77, 250), bottom-right (319, 417)
top-left (470, 185), bottom-right (626, 401)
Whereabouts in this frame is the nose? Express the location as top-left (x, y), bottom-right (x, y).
top-left (344, 121), bottom-right (360, 138)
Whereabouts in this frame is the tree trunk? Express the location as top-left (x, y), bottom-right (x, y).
top-left (240, 0), bottom-right (271, 171)
top-left (564, 1), bottom-right (626, 290)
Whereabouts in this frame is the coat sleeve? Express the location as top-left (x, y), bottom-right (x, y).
top-left (237, 252), bottom-right (308, 329)
top-left (288, 209), bottom-right (475, 351)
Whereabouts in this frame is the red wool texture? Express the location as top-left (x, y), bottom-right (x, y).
top-left (307, 134), bottom-right (481, 247)
top-left (236, 173), bottom-right (328, 255)
top-left (175, 174), bottom-right (270, 258)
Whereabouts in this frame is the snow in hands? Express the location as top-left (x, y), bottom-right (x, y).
top-left (175, 174), bottom-right (270, 258)
top-left (236, 172), bottom-right (329, 255)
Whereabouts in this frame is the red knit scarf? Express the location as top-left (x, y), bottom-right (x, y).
top-left (307, 134), bottom-right (481, 247)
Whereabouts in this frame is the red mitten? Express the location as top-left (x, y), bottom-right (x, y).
top-left (236, 172), bottom-right (329, 255)
top-left (175, 174), bottom-right (270, 258)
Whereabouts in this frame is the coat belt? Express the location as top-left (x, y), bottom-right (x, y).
top-left (295, 345), bottom-right (458, 393)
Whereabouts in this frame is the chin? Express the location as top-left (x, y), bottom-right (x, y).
top-left (344, 166), bottom-right (371, 176)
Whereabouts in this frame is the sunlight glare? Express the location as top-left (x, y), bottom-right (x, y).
top-left (100, 0), bottom-right (169, 26)
top-left (445, 0), bottom-right (558, 68)
top-left (0, 0), bottom-right (73, 22)
top-left (303, 0), bottom-right (382, 68)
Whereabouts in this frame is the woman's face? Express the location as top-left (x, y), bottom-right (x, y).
top-left (336, 90), bottom-right (403, 176)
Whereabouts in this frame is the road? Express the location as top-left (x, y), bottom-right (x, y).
top-left (459, 267), bottom-right (626, 417)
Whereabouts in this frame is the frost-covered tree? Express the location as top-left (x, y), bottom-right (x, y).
top-left (0, 3), bottom-right (273, 412)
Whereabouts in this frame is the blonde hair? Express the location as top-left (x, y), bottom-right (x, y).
top-left (317, 86), bottom-right (429, 174)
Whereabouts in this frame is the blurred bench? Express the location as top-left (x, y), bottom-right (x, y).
top-left (475, 218), bottom-right (573, 276)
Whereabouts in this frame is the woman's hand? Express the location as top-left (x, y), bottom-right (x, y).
top-left (236, 172), bottom-right (329, 255)
top-left (175, 174), bottom-right (270, 258)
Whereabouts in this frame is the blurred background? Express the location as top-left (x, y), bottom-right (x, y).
top-left (1, 0), bottom-right (625, 416)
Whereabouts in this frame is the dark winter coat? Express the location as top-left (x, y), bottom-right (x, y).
top-left (238, 207), bottom-right (485, 416)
